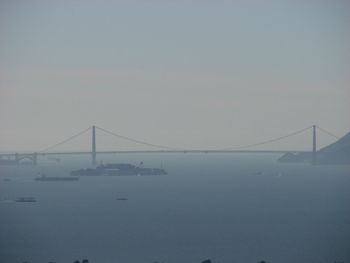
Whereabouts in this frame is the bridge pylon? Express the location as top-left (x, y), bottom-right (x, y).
top-left (92, 125), bottom-right (96, 166)
top-left (312, 125), bottom-right (317, 165)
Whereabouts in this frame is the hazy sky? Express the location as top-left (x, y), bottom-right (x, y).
top-left (0, 0), bottom-right (349, 152)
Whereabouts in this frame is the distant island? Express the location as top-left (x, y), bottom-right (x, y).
top-left (278, 132), bottom-right (350, 165)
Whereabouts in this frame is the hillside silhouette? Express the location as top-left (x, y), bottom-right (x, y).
top-left (278, 132), bottom-right (350, 165)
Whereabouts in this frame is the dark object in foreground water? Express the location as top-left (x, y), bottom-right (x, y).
top-left (16, 197), bottom-right (36, 202)
top-left (71, 163), bottom-right (167, 176)
top-left (116, 198), bottom-right (128, 201)
top-left (35, 173), bottom-right (79, 181)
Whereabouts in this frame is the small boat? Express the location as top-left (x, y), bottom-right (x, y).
top-left (16, 197), bottom-right (37, 202)
top-left (116, 198), bottom-right (128, 201)
top-left (35, 173), bottom-right (79, 181)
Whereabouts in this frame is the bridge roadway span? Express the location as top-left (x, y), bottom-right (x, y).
top-left (0, 150), bottom-right (306, 158)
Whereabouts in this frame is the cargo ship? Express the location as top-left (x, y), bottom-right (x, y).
top-left (71, 162), bottom-right (167, 176)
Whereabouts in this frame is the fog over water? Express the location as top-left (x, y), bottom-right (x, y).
top-left (1, 154), bottom-right (350, 263)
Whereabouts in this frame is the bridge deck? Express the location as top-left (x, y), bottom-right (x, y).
top-left (0, 150), bottom-right (308, 158)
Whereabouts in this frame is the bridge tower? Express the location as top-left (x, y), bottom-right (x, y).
top-left (92, 125), bottom-right (96, 166)
top-left (312, 125), bottom-right (317, 165)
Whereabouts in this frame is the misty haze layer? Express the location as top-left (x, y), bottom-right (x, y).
top-left (1, 1), bottom-right (349, 152)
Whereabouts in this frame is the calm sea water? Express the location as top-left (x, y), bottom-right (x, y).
top-left (0, 153), bottom-right (349, 263)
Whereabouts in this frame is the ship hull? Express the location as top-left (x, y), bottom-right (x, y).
top-left (71, 163), bottom-right (167, 176)
top-left (35, 177), bottom-right (79, 181)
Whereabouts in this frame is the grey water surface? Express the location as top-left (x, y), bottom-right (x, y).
top-left (0, 154), bottom-right (349, 263)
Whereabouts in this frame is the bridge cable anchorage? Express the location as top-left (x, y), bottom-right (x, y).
top-left (218, 126), bottom-right (313, 151)
top-left (38, 126), bottom-right (92, 153)
top-left (316, 126), bottom-right (340, 139)
top-left (94, 126), bottom-right (185, 151)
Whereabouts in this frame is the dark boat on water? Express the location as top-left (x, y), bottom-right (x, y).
top-left (71, 162), bottom-right (167, 176)
top-left (16, 197), bottom-right (37, 202)
top-left (35, 173), bottom-right (79, 181)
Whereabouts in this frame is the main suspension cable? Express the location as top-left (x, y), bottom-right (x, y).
top-left (316, 126), bottom-right (340, 139)
top-left (38, 126), bottom-right (92, 153)
top-left (95, 126), bottom-right (184, 151)
top-left (218, 126), bottom-right (313, 150)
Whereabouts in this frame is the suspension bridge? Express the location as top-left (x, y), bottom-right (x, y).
top-left (0, 125), bottom-right (340, 165)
